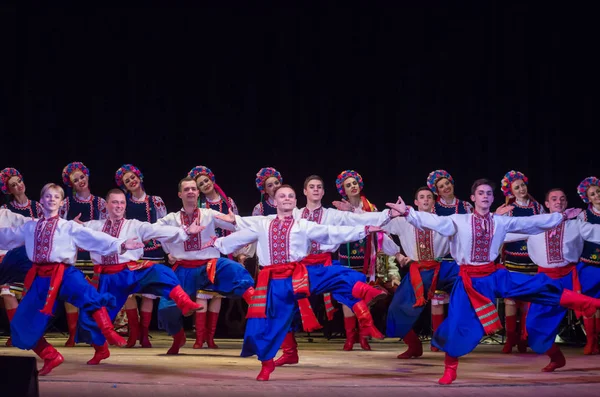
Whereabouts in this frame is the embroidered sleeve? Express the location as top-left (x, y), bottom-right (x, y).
top-left (504, 212), bottom-right (563, 234)
top-left (406, 207), bottom-right (456, 237)
top-left (70, 222), bottom-right (122, 255)
top-left (0, 222), bottom-right (30, 250)
top-left (229, 198), bottom-right (239, 216)
top-left (304, 221), bottom-right (368, 245)
top-left (536, 202), bottom-right (546, 214)
top-left (137, 220), bottom-right (188, 244)
top-left (214, 228), bottom-right (259, 255)
top-left (252, 203), bottom-right (263, 216)
top-left (579, 220), bottom-right (600, 244)
top-left (97, 198), bottom-right (108, 220)
top-left (153, 196), bottom-right (167, 219)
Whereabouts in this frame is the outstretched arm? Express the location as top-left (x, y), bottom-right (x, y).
top-left (213, 228), bottom-right (259, 255)
top-left (386, 197), bottom-right (456, 237)
top-left (579, 220), bottom-right (600, 244)
top-left (504, 210), bottom-right (578, 234)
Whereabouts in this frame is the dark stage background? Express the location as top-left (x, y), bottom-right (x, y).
top-left (1, 4), bottom-right (596, 215)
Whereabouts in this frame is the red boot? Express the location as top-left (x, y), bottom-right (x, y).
top-left (206, 310), bottom-right (219, 349)
top-left (87, 342), bottom-right (110, 365)
top-left (64, 311), bottom-right (78, 347)
top-left (242, 287), bottom-right (255, 305)
top-left (139, 310), bottom-right (152, 348)
top-left (542, 344), bottom-right (566, 372)
top-left (343, 316), bottom-right (357, 351)
top-left (516, 305), bottom-right (529, 353)
top-left (5, 307), bottom-right (16, 347)
top-left (166, 329), bottom-right (186, 355)
top-left (430, 311), bottom-right (444, 352)
top-left (595, 316), bottom-right (600, 355)
top-left (438, 354), bottom-right (459, 385)
top-left (397, 330), bottom-right (423, 359)
top-left (559, 289), bottom-right (600, 317)
top-left (274, 332), bottom-right (299, 366)
top-left (33, 337), bottom-right (64, 376)
top-left (124, 308), bottom-right (139, 348)
top-left (352, 282), bottom-right (388, 307)
top-left (193, 311), bottom-right (207, 349)
top-left (353, 301), bottom-right (384, 340)
top-left (169, 285), bottom-right (203, 316)
top-left (583, 317), bottom-right (597, 355)
top-left (92, 307), bottom-right (126, 347)
top-left (502, 314), bottom-right (517, 354)
top-left (256, 359), bottom-right (275, 381)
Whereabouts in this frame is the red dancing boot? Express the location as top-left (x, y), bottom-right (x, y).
top-left (64, 311), bottom-right (78, 347)
top-left (33, 337), bottom-right (64, 376)
top-left (352, 281), bottom-right (388, 308)
top-left (166, 329), bottom-right (186, 355)
top-left (559, 289), bottom-right (600, 317)
top-left (595, 316), bottom-right (600, 355)
top-left (5, 307), bottom-right (16, 347)
top-left (139, 310), bottom-right (152, 348)
top-left (124, 308), bottom-right (139, 348)
top-left (583, 317), bottom-right (597, 355)
top-left (430, 311), bottom-right (445, 352)
top-left (438, 354), bottom-right (459, 385)
top-left (206, 310), bottom-right (220, 349)
top-left (397, 330), bottom-right (423, 359)
top-left (343, 316), bottom-right (358, 351)
top-left (353, 301), bottom-right (384, 340)
top-left (169, 285), bottom-right (203, 316)
top-left (193, 311), bottom-right (207, 349)
top-left (92, 307), bottom-right (126, 347)
top-left (242, 286), bottom-right (255, 305)
top-left (274, 332), bottom-right (299, 366)
top-left (256, 359), bottom-right (275, 381)
top-left (87, 342), bottom-right (110, 365)
top-left (516, 306), bottom-right (529, 353)
top-left (542, 344), bottom-right (566, 372)
top-left (502, 314), bottom-right (517, 354)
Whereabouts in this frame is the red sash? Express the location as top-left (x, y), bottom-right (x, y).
top-left (459, 262), bottom-right (505, 335)
top-left (249, 259), bottom-right (321, 332)
top-left (538, 263), bottom-right (582, 317)
top-left (409, 260), bottom-right (441, 307)
top-left (173, 259), bottom-right (218, 284)
top-left (23, 263), bottom-right (67, 316)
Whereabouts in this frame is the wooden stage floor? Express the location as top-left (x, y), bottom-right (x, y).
top-left (1, 332), bottom-right (599, 396)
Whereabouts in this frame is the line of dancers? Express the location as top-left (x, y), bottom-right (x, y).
top-left (1, 163), bottom-right (600, 385)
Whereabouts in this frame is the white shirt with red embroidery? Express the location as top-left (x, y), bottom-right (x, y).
top-left (0, 209), bottom-right (30, 256)
top-left (384, 214), bottom-right (450, 261)
top-left (235, 206), bottom-right (398, 255)
top-left (214, 216), bottom-right (369, 266)
top-left (157, 208), bottom-right (235, 260)
top-left (506, 219), bottom-right (600, 269)
top-left (0, 216), bottom-right (124, 264)
top-left (83, 218), bottom-right (190, 265)
top-left (404, 207), bottom-right (565, 266)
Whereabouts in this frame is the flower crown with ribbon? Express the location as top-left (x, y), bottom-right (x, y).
top-left (500, 170), bottom-right (528, 197)
top-left (426, 169), bottom-right (454, 195)
top-left (62, 162), bottom-right (90, 187)
top-left (577, 176), bottom-right (600, 203)
top-left (255, 167), bottom-right (282, 193)
top-left (0, 167), bottom-right (21, 195)
top-left (335, 170), bottom-right (364, 198)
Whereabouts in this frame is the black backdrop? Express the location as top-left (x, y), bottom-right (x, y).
top-left (2, 4), bottom-right (596, 214)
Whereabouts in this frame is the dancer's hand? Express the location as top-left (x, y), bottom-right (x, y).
top-left (332, 199), bottom-right (354, 212)
top-left (200, 236), bottom-right (218, 250)
top-left (72, 213), bottom-right (83, 224)
top-left (395, 253), bottom-right (411, 267)
top-left (168, 254), bottom-right (177, 265)
top-left (121, 237), bottom-right (145, 253)
top-left (215, 209), bottom-right (236, 224)
top-left (494, 204), bottom-right (514, 216)
top-left (186, 222), bottom-right (205, 235)
top-left (366, 225), bottom-right (383, 233)
top-left (564, 208), bottom-right (582, 219)
top-left (386, 196), bottom-right (407, 216)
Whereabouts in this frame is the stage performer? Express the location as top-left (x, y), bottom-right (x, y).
top-left (577, 176), bottom-right (600, 354)
top-left (252, 167), bottom-right (282, 216)
top-left (383, 186), bottom-right (455, 359)
top-left (386, 179), bottom-right (600, 385)
top-left (59, 161), bottom-right (107, 346)
top-left (0, 167), bottom-right (40, 346)
top-left (76, 188), bottom-right (203, 365)
top-left (0, 183), bottom-right (143, 375)
top-left (498, 170), bottom-right (545, 354)
top-left (210, 184), bottom-right (390, 381)
top-left (155, 177), bottom-right (255, 355)
top-left (115, 164), bottom-right (168, 348)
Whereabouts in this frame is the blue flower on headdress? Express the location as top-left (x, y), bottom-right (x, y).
top-left (336, 170), bottom-right (364, 198)
top-left (500, 170), bottom-right (528, 197)
top-left (255, 167), bottom-right (282, 192)
top-left (426, 170), bottom-right (454, 195)
top-left (0, 167), bottom-right (22, 195)
top-left (115, 164), bottom-right (144, 190)
top-left (62, 162), bottom-right (90, 187)
top-left (577, 176), bottom-right (600, 203)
